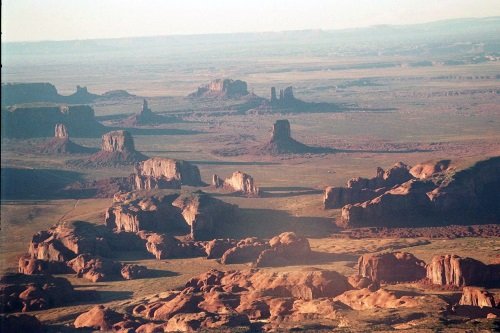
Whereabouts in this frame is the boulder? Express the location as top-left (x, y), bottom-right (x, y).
top-left (121, 264), bottom-right (151, 280)
top-left (74, 305), bottom-right (125, 331)
top-left (67, 254), bottom-right (122, 282)
top-left (212, 171), bottom-right (260, 196)
top-left (204, 239), bottom-right (238, 259)
top-left (220, 238), bottom-right (269, 264)
top-left (0, 273), bottom-right (76, 313)
top-left (133, 157), bottom-right (202, 189)
top-left (459, 287), bottom-right (496, 307)
top-left (255, 232), bottom-right (311, 267)
top-left (426, 254), bottom-right (499, 287)
top-left (358, 252), bottom-right (426, 283)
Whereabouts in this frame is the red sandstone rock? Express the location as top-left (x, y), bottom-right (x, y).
top-left (255, 232), bottom-right (311, 267)
top-left (133, 157), bottom-right (202, 189)
top-left (426, 254), bottom-right (498, 287)
top-left (220, 238), bottom-right (269, 264)
top-left (189, 79), bottom-right (249, 99)
top-left (358, 252), bottom-right (426, 283)
top-left (459, 287), bottom-right (496, 307)
top-left (204, 239), bottom-right (238, 259)
top-left (121, 264), bottom-right (151, 280)
top-left (74, 305), bottom-right (125, 331)
top-left (347, 274), bottom-right (379, 291)
top-left (18, 254), bottom-right (70, 275)
top-left (67, 254), bottom-right (122, 282)
top-left (84, 130), bottom-right (147, 166)
top-left (212, 171), bottom-right (260, 196)
top-left (410, 159), bottom-right (451, 179)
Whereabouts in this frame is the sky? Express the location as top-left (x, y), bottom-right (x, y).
top-left (2, 0), bottom-right (500, 42)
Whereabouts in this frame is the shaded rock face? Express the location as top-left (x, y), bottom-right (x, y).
top-left (334, 157), bottom-right (500, 228)
top-left (40, 123), bottom-right (95, 154)
top-left (212, 171), bottom-right (260, 196)
top-left (426, 254), bottom-right (499, 287)
top-left (122, 99), bottom-right (165, 126)
top-left (0, 314), bottom-right (43, 333)
top-left (324, 162), bottom-right (412, 209)
top-left (1, 104), bottom-right (105, 138)
top-left (189, 79), bottom-right (249, 98)
top-left (105, 191), bottom-right (186, 233)
top-left (270, 86), bottom-right (297, 107)
top-left (0, 273), bottom-right (76, 313)
top-left (459, 287), bottom-right (496, 307)
top-left (67, 254), bottom-right (125, 282)
top-left (82, 130), bottom-right (148, 166)
top-left (106, 190), bottom-right (237, 241)
top-left (139, 231), bottom-right (205, 260)
top-left (133, 157), bottom-right (202, 190)
top-left (358, 252), bottom-right (427, 283)
top-left (219, 232), bottom-right (311, 267)
top-left (172, 191), bottom-right (236, 240)
top-left (74, 305), bottom-right (125, 331)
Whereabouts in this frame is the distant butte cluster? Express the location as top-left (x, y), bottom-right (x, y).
top-left (189, 78), bottom-right (249, 98)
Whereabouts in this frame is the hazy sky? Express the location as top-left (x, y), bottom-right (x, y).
top-left (2, 0), bottom-right (500, 42)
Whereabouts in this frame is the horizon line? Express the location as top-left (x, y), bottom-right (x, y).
top-left (2, 15), bottom-right (498, 44)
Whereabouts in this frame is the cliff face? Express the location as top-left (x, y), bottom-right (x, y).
top-left (328, 157), bottom-right (500, 228)
top-left (133, 157), bottom-right (203, 189)
top-left (1, 105), bottom-right (105, 138)
top-left (212, 171), bottom-right (260, 196)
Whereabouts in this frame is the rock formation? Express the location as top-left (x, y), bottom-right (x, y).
top-left (39, 123), bottom-right (95, 154)
top-left (357, 252), bottom-right (427, 283)
top-left (219, 232), bottom-right (311, 267)
top-left (133, 157), bottom-right (203, 189)
top-left (83, 130), bottom-right (148, 166)
top-left (172, 191), bottom-right (237, 240)
top-left (105, 191), bottom-right (187, 233)
top-left (189, 79), bottom-right (249, 98)
top-left (121, 99), bottom-right (174, 126)
top-left (212, 171), bottom-right (260, 196)
top-left (410, 159), bottom-right (452, 179)
top-left (260, 119), bottom-right (330, 154)
top-left (426, 254), bottom-right (499, 287)
top-left (330, 157), bottom-right (500, 228)
top-left (324, 162), bottom-right (412, 209)
top-left (0, 273), bottom-right (76, 313)
top-left (106, 190), bottom-right (237, 240)
top-left (459, 287), bottom-right (496, 307)
top-left (74, 305), bottom-right (125, 331)
top-left (1, 104), bottom-right (106, 138)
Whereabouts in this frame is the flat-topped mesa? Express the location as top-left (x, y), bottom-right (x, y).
top-left (189, 79), bottom-right (249, 99)
top-left (102, 130), bottom-right (135, 152)
top-left (324, 162), bottom-right (412, 209)
top-left (357, 252), bottom-right (426, 283)
top-left (133, 157), bottom-right (203, 190)
top-left (426, 254), bottom-right (500, 287)
top-left (212, 171), bottom-right (260, 196)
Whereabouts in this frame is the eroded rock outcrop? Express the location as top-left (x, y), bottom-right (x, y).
top-left (67, 254), bottom-right (125, 282)
top-left (189, 79), bottom-right (249, 99)
top-left (74, 305), bottom-right (125, 331)
top-left (220, 238), bottom-right (269, 264)
top-left (212, 171), bottom-right (260, 196)
top-left (0, 273), bottom-right (76, 313)
top-left (106, 190), bottom-right (237, 241)
top-left (133, 157), bottom-right (202, 190)
top-left (324, 162), bottom-right (412, 209)
top-left (410, 159), bottom-right (452, 179)
top-left (426, 254), bottom-right (499, 287)
top-left (335, 157), bottom-right (500, 228)
top-left (255, 232), bottom-right (311, 267)
top-left (40, 123), bottom-right (95, 154)
top-left (358, 252), bottom-right (427, 283)
top-left (459, 287), bottom-right (496, 307)
top-left (83, 130), bottom-right (148, 166)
